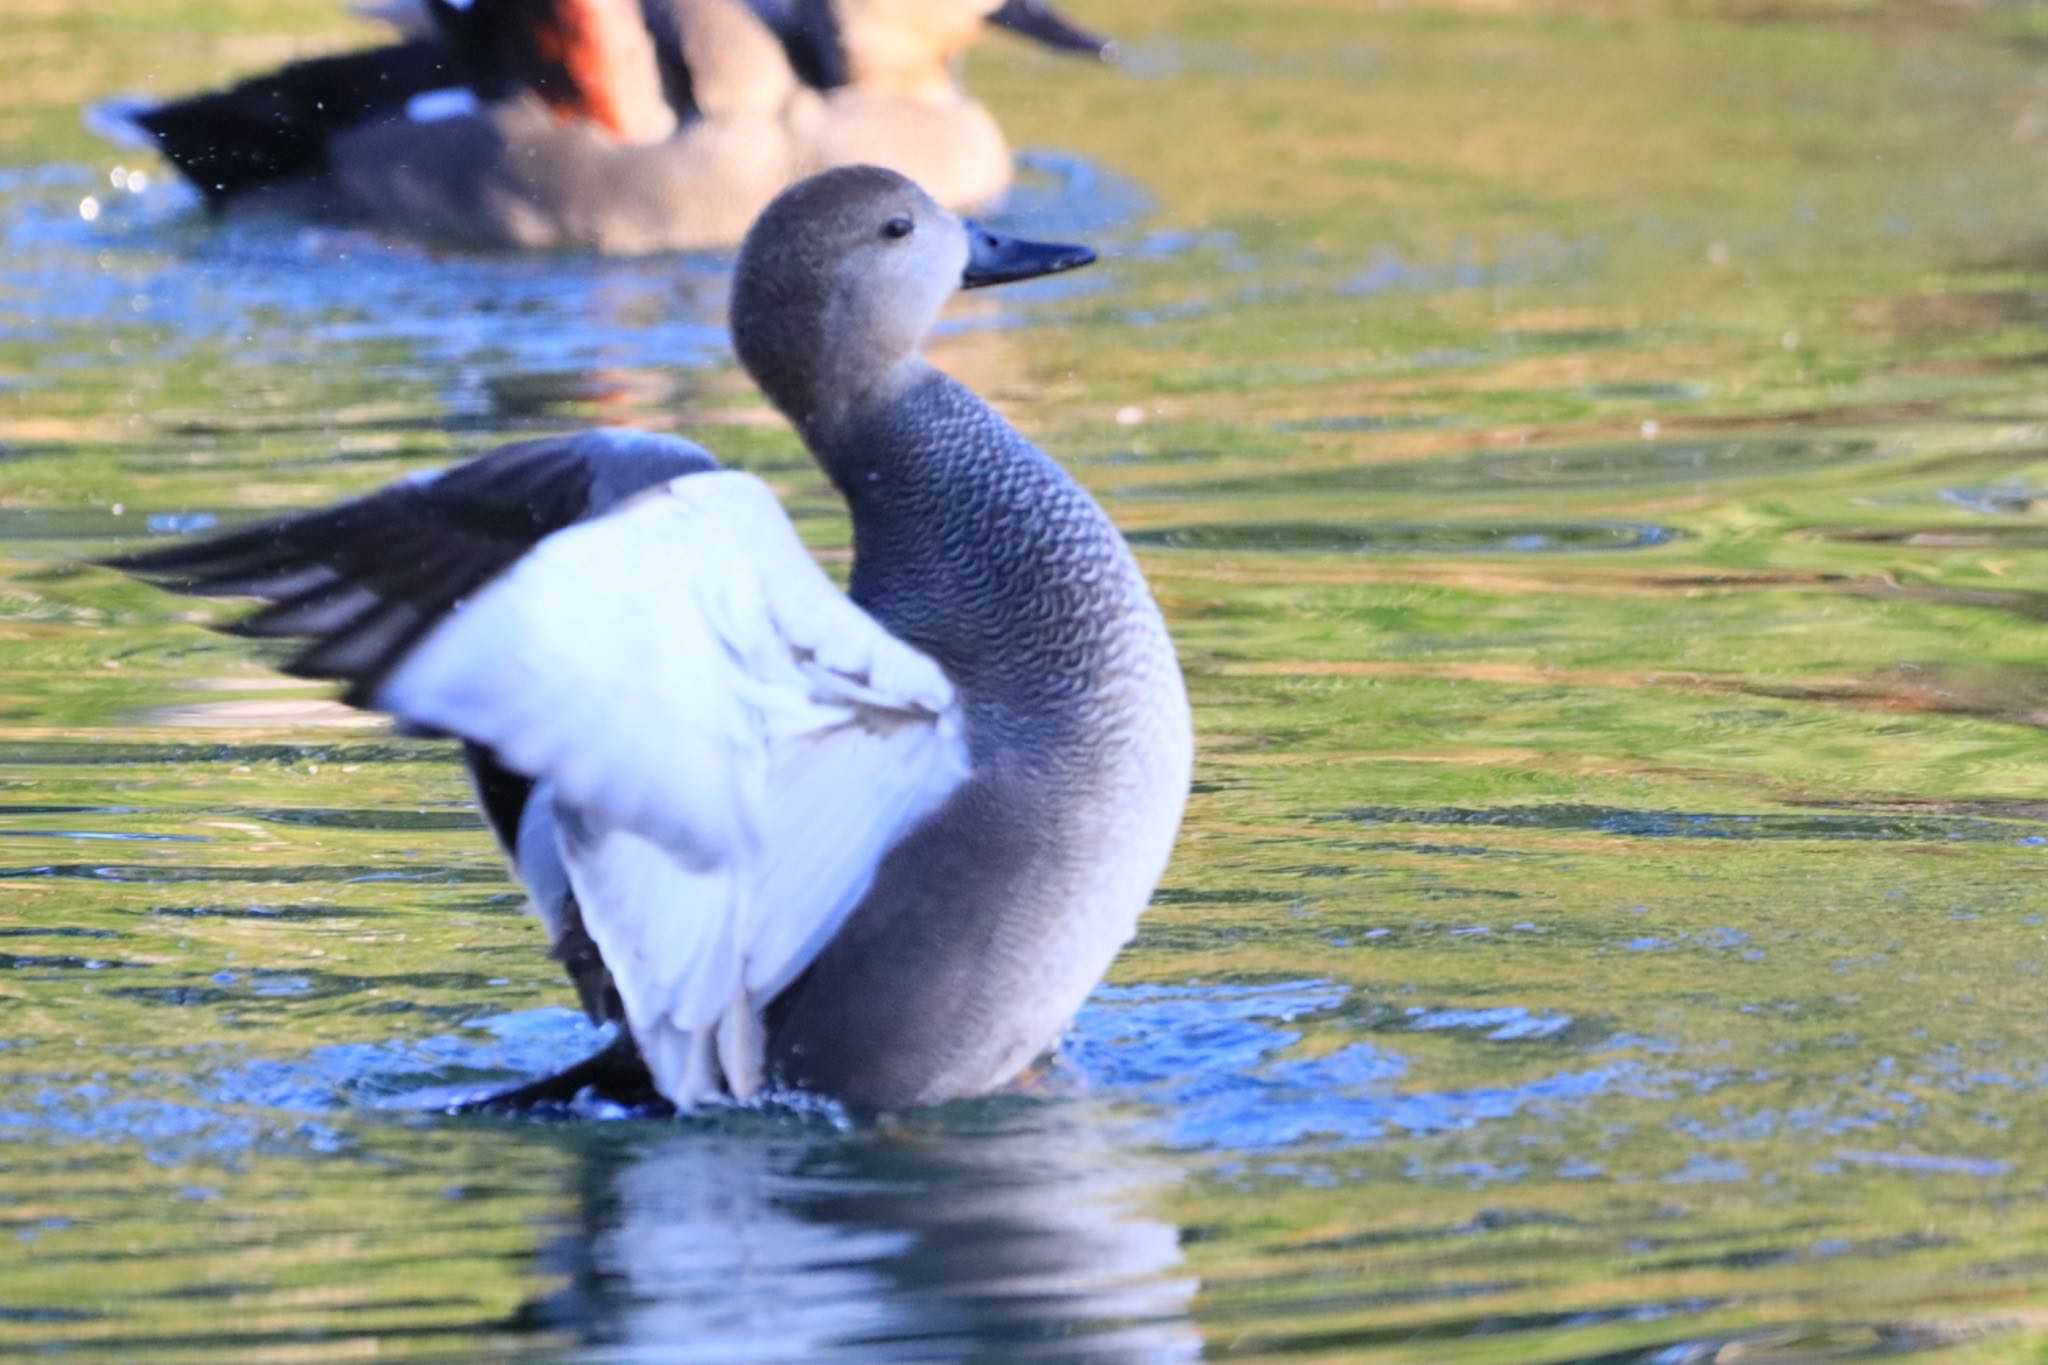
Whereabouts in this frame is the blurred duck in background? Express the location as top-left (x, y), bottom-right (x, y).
top-left (91, 0), bottom-right (1114, 252)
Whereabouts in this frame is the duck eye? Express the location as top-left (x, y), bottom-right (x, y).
top-left (881, 216), bottom-right (915, 241)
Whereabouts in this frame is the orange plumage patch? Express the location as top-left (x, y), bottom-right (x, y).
top-left (530, 0), bottom-right (634, 138)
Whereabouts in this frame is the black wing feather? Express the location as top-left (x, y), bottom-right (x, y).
top-left (103, 430), bottom-right (720, 702)
top-left (225, 580), bottom-right (378, 640)
top-left (106, 519), bottom-right (343, 596)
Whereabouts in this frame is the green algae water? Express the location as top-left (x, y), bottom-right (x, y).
top-left (7, 0), bottom-right (2048, 1359)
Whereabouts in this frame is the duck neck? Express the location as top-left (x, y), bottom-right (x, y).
top-left (815, 367), bottom-right (1157, 722)
top-left (775, 352), bottom-right (936, 457)
top-left (830, 1), bottom-right (975, 101)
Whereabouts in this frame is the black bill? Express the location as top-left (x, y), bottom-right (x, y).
top-left (960, 220), bottom-right (1096, 289)
top-left (986, 0), bottom-right (1116, 61)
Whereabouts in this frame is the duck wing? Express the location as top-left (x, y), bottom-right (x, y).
top-left (101, 429), bottom-right (718, 704)
top-left (105, 450), bottom-right (970, 1109)
top-left (375, 471), bottom-right (972, 1104)
top-left (105, 429), bottom-right (720, 1039)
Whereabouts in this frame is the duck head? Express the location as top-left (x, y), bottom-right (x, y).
top-left (776, 0), bottom-right (1112, 98)
top-left (731, 164), bottom-right (1092, 431)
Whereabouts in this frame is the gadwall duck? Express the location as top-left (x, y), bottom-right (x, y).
top-left (105, 166), bottom-right (1193, 1111)
top-left (97, 0), bottom-right (1114, 252)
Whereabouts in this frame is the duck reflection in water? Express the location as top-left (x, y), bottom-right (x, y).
top-left (511, 1112), bottom-right (1200, 1362)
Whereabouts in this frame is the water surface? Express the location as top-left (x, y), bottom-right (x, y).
top-left (7, 0), bottom-right (2048, 1360)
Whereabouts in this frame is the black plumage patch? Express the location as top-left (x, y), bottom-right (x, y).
top-left (102, 431), bottom-right (719, 706)
top-left (132, 40), bottom-right (460, 204)
top-left (743, 0), bottom-right (848, 90)
top-left (465, 741), bottom-right (535, 855)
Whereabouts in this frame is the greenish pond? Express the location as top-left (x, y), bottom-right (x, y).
top-left (7, 0), bottom-right (2048, 1359)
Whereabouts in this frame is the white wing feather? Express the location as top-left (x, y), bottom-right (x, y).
top-left (379, 471), bottom-right (970, 1104)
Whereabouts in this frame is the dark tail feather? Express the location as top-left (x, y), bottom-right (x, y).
top-left (111, 39), bottom-right (461, 204)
